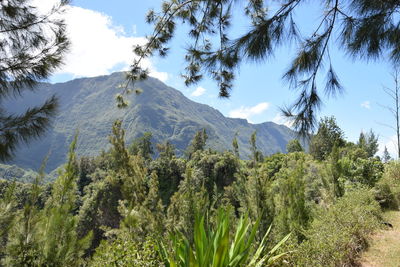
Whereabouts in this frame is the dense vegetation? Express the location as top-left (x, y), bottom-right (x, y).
top-left (0, 164), bottom-right (38, 183)
top-left (2, 1), bottom-right (400, 266)
top-left (0, 117), bottom-right (399, 266)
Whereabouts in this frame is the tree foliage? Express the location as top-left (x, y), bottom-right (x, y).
top-left (0, 0), bottom-right (70, 160)
top-left (286, 139), bottom-right (304, 153)
top-left (293, 188), bottom-right (381, 267)
top-left (126, 0), bottom-right (400, 134)
top-left (310, 116), bottom-right (345, 160)
top-left (129, 132), bottom-right (154, 161)
top-left (0, 120), bottom-right (394, 266)
top-left (3, 136), bottom-right (91, 266)
top-left (357, 130), bottom-right (379, 158)
top-left (383, 146), bottom-right (392, 163)
top-left (186, 128), bottom-right (208, 159)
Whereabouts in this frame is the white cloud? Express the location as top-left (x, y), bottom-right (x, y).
top-left (272, 113), bottom-right (294, 128)
top-left (361, 101), bottom-right (371, 109)
top-left (149, 71), bottom-right (169, 82)
top-left (32, 0), bottom-right (58, 13)
top-left (191, 86), bottom-right (206, 97)
top-left (229, 102), bottom-right (270, 122)
top-left (32, 1), bottom-right (168, 81)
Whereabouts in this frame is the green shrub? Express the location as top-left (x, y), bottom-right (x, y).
top-left (374, 161), bottom-right (400, 209)
top-left (339, 157), bottom-right (384, 187)
top-left (374, 182), bottom-right (397, 209)
top-left (90, 237), bottom-right (162, 267)
top-left (292, 188), bottom-right (381, 267)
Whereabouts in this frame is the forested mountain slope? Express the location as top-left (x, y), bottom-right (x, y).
top-left (6, 72), bottom-right (295, 171)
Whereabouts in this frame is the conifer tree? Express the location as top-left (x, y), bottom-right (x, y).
top-left (383, 146), bottom-right (392, 163)
top-left (139, 171), bottom-right (165, 234)
top-left (286, 139), bottom-right (304, 153)
top-left (232, 133), bottom-right (239, 158)
top-left (330, 145), bottom-right (344, 198)
top-left (3, 136), bottom-right (91, 266)
top-left (109, 120), bottom-right (130, 172)
top-left (275, 158), bottom-right (310, 241)
top-left (128, 0), bottom-right (400, 134)
top-left (167, 167), bottom-right (209, 238)
top-left (250, 131), bottom-right (263, 164)
top-left (38, 136), bottom-right (92, 266)
top-left (3, 161), bottom-right (46, 266)
top-left (186, 128), bottom-right (208, 159)
top-left (357, 130), bottom-right (379, 158)
top-left (310, 116), bottom-right (345, 160)
top-left (78, 121), bottom-right (155, 251)
top-left (129, 132), bottom-right (154, 161)
top-left (152, 141), bottom-right (184, 205)
top-left (240, 168), bottom-right (275, 240)
top-left (156, 141), bottom-right (175, 159)
top-left (0, 0), bottom-right (70, 160)
top-left (0, 183), bottom-right (16, 261)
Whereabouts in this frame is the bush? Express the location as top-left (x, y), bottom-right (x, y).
top-left (374, 161), bottom-right (400, 209)
top-left (90, 236), bottom-right (162, 267)
top-left (291, 188), bottom-right (381, 267)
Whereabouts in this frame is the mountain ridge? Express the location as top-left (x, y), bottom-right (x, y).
top-left (6, 72), bottom-right (297, 171)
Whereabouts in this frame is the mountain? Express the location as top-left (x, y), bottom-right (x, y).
top-left (5, 72), bottom-right (297, 172)
top-left (0, 163), bottom-right (38, 183)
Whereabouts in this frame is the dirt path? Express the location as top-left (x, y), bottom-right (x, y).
top-left (358, 211), bottom-right (400, 267)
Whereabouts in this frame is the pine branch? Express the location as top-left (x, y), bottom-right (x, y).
top-left (0, 96), bottom-right (58, 161)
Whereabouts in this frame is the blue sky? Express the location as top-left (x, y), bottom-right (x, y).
top-left (41, 0), bottom-right (398, 158)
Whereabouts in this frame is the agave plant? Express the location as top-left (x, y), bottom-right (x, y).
top-left (158, 209), bottom-right (290, 267)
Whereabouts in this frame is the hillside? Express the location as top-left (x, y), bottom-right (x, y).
top-left (0, 164), bottom-right (38, 183)
top-left (6, 72), bottom-right (296, 172)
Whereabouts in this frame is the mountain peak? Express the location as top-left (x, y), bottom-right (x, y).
top-left (7, 72), bottom-right (296, 171)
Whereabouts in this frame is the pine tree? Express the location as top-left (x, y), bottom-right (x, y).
top-left (310, 116), bottom-right (345, 160)
top-left (250, 131), bottom-right (263, 164)
top-left (357, 130), bottom-right (379, 157)
top-left (330, 145), bottom-right (344, 198)
top-left (152, 141), bottom-right (184, 205)
top-left (129, 132), bottom-right (154, 161)
top-left (232, 133), bottom-right (239, 158)
top-left (383, 146), bottom-right (392, 163)
top-left (3, 162), bottom-right (46, 266)
top-left (167, 167), bottom-right (209, 239)
top-left (275, 158), bottom-right (310, 241)
top-left (0, 0), bottom-right (70, 160)
top-left (240, 166), bottom-right (275, 240)
top-left (128, 0), bottom-right (400, 134)
top-left (186, 128), bottom-right (208, 159)
top-left (109, 120), bottom-right (130, 172)
top-left (286, 139), bottom-right (304, 153)
top-left (0, 183), bottom-right (16, 261)
top-left (38, 135), bottom-right (92, 266)
top-left (3, 136), bottom-right (91, 266)
top-left (140, 171), bottom-right (165, 234)
top-left (156, 141), bottom-right (175, 159)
